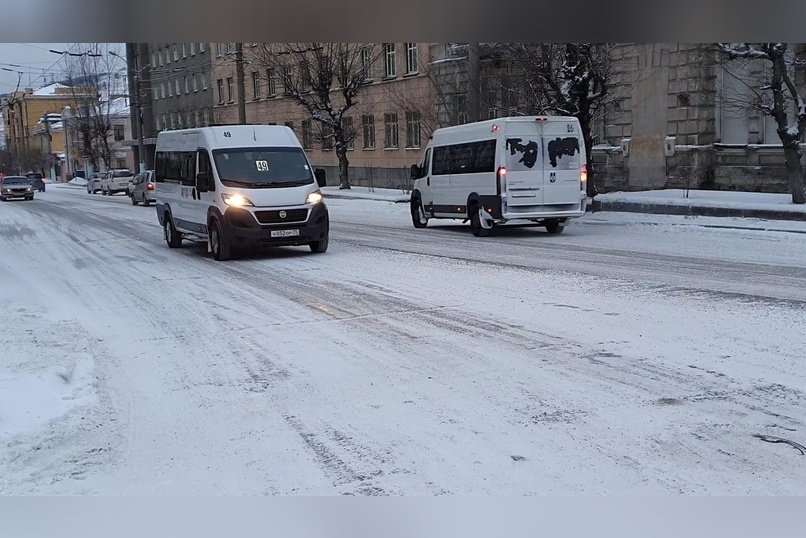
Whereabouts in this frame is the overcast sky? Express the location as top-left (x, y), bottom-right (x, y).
top-left (0, 43), bottom-right (123, 94)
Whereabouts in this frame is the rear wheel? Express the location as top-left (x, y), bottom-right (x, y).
top-left (164, 213), bottom-right (183, 248)
top-left (131, 194), bottom-right (139, 205)
top-left (545, 220), bottom-right (564, 234)
top-left (470, 206), bottom-right (492, 237)
top-left (142, 195), bottom-right (150, 207)
top-left (411, 198), bottom-right (428, 228)
top-left (209, 219), bottom-right (232, 261)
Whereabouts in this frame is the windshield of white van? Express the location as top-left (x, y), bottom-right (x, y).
top-left (212, 147), bottom-right (314, 188)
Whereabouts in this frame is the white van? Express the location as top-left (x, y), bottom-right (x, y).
top-left (155, 125), bottom-right (329, 260)
top-left (409, 116), bottom-right (588, 236)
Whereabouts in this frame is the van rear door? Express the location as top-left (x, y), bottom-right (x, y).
top-left (542, 119), bottom-right (584, 208)
top-left (503, 123), bottom-right (544, 208)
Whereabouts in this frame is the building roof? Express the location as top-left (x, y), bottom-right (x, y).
top-left (32, 83), bottom-right (72, 96)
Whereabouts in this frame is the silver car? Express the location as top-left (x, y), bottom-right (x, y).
top-left (130, 170), bottom-right (156, 206)
top-left (0, 175), bottom-right (35, 201)
top-left (87, 172), bottom-right (105, 194)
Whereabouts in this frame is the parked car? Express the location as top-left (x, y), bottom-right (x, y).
top-left (130, 170), bottom-right (156, 206)
top-left (26, 172), bottom-right (46, 192)
top-left (0, 175), bottom-right (35, 201)
top-left (87, 172), bottom-right (105, 194)
top-left (101, 169), bottom-right (134, 195)
top-left (126, 175), bottom-right (137, 196)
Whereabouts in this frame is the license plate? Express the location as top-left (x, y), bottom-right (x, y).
top-left (271, 229), bottom-right (300, 238)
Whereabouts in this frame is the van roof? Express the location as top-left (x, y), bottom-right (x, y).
top-left (156, 124), bottom-right (301, 151)
top-left (429, 116), bottom-right (581, 145)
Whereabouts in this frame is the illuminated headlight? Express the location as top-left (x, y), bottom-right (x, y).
top-left (221, 193), bottom-right (253, 207)
top-left (26, 187), bottom-right (33, 192)
top-left (305, 190), bottom-right (323, 205)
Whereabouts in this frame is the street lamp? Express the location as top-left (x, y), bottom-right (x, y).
top-left (110, 50), bottom-right (147, 173)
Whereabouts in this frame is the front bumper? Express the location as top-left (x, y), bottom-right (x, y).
top-left (2, 190), bottom-right (33, 198)
top-left (221, 203), bottom-right (329, 248)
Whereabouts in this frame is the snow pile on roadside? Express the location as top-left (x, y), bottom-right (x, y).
top-left (599, 189), bottom-right (806, 214)
top-left (0, 357), bottom-right (97, 440)
top-left (322, 186), bottom-right (410, 203)
top-left (68, 177), bottom-right (88, 187)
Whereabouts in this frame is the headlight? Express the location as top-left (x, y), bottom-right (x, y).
top-left (305, 191), bottom-right (323, 205)
top-left (221, 193), bottom-right (253, 207)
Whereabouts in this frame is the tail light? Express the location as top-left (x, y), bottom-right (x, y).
top-left (497, 165), bottom-right (507, 193)
top-left (147, 183), bottom-right (155, 190)
top-left (580, 165), bottom-right (587, 190)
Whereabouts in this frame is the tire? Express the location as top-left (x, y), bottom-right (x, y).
top-left (545, 220), bottom-right (564, 234)
top-left (131, 194), bottom-right (138, 205)
top-left (309, 234), bottom-right (329, 253)
top-left (470, 206), bottom-right (492, 237)
top-left (163, 213), bottom-right (183, 248)
top-left (411, 198), bottom-right (428, 228)
top-left (209, 219), bottom-right (232, 261)
top-left (142, 195), bottom-right (150, 207)
top-left (0, 196), bottom-right (5, 202)
top-left (26, 196), bottom-right (33, 201)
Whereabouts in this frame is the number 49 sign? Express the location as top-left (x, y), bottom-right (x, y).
top-left (256, 160), bottom-right (269, 171)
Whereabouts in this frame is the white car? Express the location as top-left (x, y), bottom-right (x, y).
top-left (101, 169), bottom-right (134, 195)
top-left (86, 172), bottom-right (105, 194)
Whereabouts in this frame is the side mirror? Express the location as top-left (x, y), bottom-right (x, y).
top-left (314, 168), bottom-right (326, 187)
top-left (410, 164), bottom-right (421, 180)
top-left (196, 172), bottom-right (211, 192)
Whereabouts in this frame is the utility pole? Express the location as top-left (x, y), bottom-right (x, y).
top-left (122, 45), bottom-right (146, 172)
top-left (235, 43), bottom-right (246, 124)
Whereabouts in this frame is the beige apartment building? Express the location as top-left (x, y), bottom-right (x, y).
top-left (211, 43), bottom-right (436, 188)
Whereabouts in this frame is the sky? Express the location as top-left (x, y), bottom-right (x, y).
top-left (0, 43), bottom-right (124, 95)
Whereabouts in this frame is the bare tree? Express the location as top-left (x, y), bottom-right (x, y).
top-left (718, 43), bottom-right (806, 204)
top-left (499, 43), bottom-right (612, 197)
top-left (62, 44), bottom-right (125, 172)
top-left (254, 43), bottom-right (380, 189)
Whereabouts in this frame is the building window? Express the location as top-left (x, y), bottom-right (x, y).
top-left (217, 79), bottom-right (224, 104)
top-left (302, 120), bottom-right (313, 149)
top-left (299, 61), bottom-right (310, 93)
top-left (113, 124), bottom-right (125, 141)
top-left (184, 76), bottom-right (189, 94)
top-left (384, 112), bottom-right (399, 148)
top-left (153, 83), bottom-right (159, 100)
top-left (405, 111), bottom-right (421, 148)
top-left (216, 43), bottom-right (224, 57)
top-left (405, 43), bottom-right (418, 74)
top-left (199, 42), bottom-right (205, 53)
top-left (252, 71), bottom-right (261, 100)
top-left (203, 109), bottom-right (210, 125)
top-left (361, 47), bottom-right (372, 80)
top-left (267, 69), bottom-right (276, 96)
top-left (202, 74), bottom-right (208, 90)
top-left (173, 44), bottom-right (179, 61)
top-left (151, 53), bottom-right (157, 68)
top-left (321, 123), bottom-right (333, 150)
top-left (168, 79), bottom-right (173, 97)
top-left (156, 116), bottom-right (161, 131)
top-left (281, 66), bottom-right (292, 94)
top-left (344, 116), bottom-right (354, 150)
top-left (161, 81), bottom-right (166, 99)
top-left (384, 44), bottom-right (396, 78)
top-left (182, 43), bottom-right (187, 58)
top-left (226, 77), bottom-right (234, 103)
top-left (227, 43), bottom-right (234, 53)
top-left (175, 78), bottom-right (180, 96)
top-left (192, 73), bottom-right (198, 92)
top-left (190, 42), bottom-right (196, 55)
top-left (362, 114), bottom-right (375, 149)
top-left (160, 49), bottom-right (165, 65)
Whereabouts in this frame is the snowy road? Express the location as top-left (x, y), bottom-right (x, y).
top-left (1, 186), bottom-right (805, 494)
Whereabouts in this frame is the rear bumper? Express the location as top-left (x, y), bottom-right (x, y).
top-left (500, 198), bottom-right (587, 221)
top-left (222, 203), bottom-right (329, 248)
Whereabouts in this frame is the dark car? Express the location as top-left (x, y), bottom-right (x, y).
top-left (0, 176), bottom-right (35, 201)
top-left (26, 173), bottom-right (46, 192)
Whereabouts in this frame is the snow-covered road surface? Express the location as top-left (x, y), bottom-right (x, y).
top-left (1, 187), bottom-right (805, 494)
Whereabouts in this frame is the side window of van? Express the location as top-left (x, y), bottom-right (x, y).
top-left (198, 150), bottom-right (214, 191)
top-left (420, 148), bottom-right (431, 177)
top-left (181, 152), bottom-right (196, 186)
top-left (432, 147), bottom-right (450, 175)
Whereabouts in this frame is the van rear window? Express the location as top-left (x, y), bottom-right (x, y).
top-left (212, 147), bottom-right (314, 188)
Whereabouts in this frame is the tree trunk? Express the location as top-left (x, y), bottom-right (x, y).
top-left (783, 144), bottom-right (806, 204)
top-left (336, 140), bottom-right (350, 190)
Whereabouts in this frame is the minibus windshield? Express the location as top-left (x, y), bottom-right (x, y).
top-left (212, 147), bottom-right (315, 188)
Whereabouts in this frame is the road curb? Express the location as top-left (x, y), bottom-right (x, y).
top-left (323, 192), bottom-right (410, 203)
top-left (590, 200), bottom-right (806, 222)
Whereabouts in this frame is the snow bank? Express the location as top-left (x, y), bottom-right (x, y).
top-left (0, 357), bottom-right (97, 440)
top-left (599, 189), bottom-right (806, 214)
top-left (68, 177), bottom-right (88, 187)
top-left (322, 186), bottom-right (410, 203)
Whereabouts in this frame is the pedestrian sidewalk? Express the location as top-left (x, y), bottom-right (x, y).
top-left (321, 186), bottom-right (410, 203)
top-left (592, 189), bottom-right (806, 222)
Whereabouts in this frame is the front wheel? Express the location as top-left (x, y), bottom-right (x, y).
top-left (164, 214), bottom-right (183, 248)
top-left (209, 219), bottom-right (232, 261)
top-left (309, 235), bottom-right (329, 253)
top-left (411, 198), bottom-right (428, 228)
